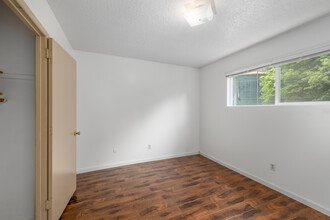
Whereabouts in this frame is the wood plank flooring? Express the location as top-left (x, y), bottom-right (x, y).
top-left (60, 155), bottom-right (329, 219)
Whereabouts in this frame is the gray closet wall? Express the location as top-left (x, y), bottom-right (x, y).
top-left (0, 1), bottom-right (35, 219)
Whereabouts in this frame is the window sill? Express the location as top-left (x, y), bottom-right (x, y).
top-left (277, 101), bottom-right (330, 106)
top-left (227, 101), bottom-right (330, 107)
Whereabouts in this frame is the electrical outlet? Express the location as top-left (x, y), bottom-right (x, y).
top-left (113, 148), bottom-right (117, 153)
top-left (270, 164), bottom-right (275, 171)
top-left (148, 145), bottom-right (151, 150)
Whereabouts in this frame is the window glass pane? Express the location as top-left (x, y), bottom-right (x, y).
top-left (232, 68), bottom-right (275, 105)
top-left (281, 54), bottom-right (330, 102)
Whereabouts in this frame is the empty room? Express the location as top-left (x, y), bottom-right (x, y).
top-left (1, 0), bottom-right (330, 219)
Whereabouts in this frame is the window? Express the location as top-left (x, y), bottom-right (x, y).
top-left (230, 68), bottom-right (275, 106)
top-left (227, 53), bottom-right (330, 106)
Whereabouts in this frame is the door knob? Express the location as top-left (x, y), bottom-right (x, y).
top-left (74, 131), bottom-right (81, 136)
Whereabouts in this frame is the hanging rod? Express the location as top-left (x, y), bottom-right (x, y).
top-left (0, 72), bottom-right (34, 80)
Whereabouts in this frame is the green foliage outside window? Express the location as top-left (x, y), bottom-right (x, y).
top-left (259, 68), bottom-right (275, 104)
top-left (259, 54), bottom-right (330, 103)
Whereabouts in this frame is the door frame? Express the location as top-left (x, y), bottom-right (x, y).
top-left (2, 0), bottom-right (49, 219)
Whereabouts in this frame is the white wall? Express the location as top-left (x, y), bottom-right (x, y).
top-left (0, 2), bottom-right (35, 219)
top-left (23, 0), bottom-right (74, 56)
top-left (75, 50), bottom-right (200, 173)
top-left (200, 15), bottom-right (330, 216)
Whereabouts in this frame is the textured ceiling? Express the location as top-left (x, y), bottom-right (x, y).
top-left (47, 0), bottom-right (330, 67)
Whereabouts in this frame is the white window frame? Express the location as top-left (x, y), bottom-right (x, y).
top-left (227, 77), bottom-right (233, 106)
top-left (274, 66), bottom-right (281, 105)
top-left (226, 51), bottom-right (330, 107)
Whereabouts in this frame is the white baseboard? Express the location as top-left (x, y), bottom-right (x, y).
top-left (200, 151), bottom-right (330, 217)
top-left (77, 151), bottom-right (199, 174)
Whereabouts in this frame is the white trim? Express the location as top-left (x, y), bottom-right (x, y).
top-left (77, 151), bottom-right (200, 174)
top-left (200, 151), bottom-right (330, 217)
top-left (277, 101), bottom-right (330, 106)
top-left (227, 101), bottom-right (330, 107)
top-left (227, 77), bottom-right (233, 106)
top-left (227, 104), bottom-right (275, 108)
top-left (275, 67), bottom-right (281, 105)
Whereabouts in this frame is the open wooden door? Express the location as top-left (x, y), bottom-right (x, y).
top-left (48, 38), bottom-right (77, 220)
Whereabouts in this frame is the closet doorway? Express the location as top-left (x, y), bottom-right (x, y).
top-left (0, 1), bottom-right (36, 219)
top-left (1, 1), bottom-right (77, 219)
top-left (1, 0), bottom-right (48, 219)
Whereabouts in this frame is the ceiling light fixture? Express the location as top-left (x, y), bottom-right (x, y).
top-left (184, 0), bottom-right (216, 27)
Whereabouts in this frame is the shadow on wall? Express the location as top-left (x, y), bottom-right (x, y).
top-left (78, 91), bottom-right (195, 168)
top-left (116, 94), bottom-right (190, 151)
top-left (101, 93), bottom-right (188, 156)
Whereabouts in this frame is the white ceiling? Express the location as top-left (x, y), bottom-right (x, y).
top-left (47, 0), bottom-right (330, 68)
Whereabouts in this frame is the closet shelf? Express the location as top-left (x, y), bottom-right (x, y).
top-left (0, 72), bottom-right (34, 80)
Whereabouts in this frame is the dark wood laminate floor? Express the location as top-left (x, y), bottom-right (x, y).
top-left (61, 155), bottom-right (329, 220)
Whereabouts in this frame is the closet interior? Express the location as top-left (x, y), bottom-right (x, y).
top-left (0, 1), bottom-right (35, 219)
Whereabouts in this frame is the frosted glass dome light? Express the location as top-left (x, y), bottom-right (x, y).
top-left (184, 0), bottom-right (216, 27)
